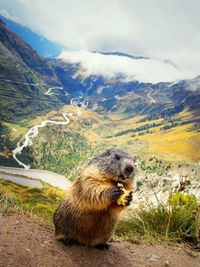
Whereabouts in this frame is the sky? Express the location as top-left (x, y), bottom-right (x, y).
top-left (0, 0), bottom-right (200, 82)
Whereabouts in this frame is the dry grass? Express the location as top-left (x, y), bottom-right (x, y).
top-left (136, 124), bottom-right (200, 163)
top-left (5, 104), bottom-right (200, 165)
top-left (3, 122), bottom-right (28, 140)
top-left (99, 110), bottom-right (200, 164)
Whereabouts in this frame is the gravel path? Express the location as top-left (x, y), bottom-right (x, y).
top-left (0, 212), bottom-right (199, 267)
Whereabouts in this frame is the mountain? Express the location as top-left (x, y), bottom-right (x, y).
top-left (0, 18), bottom-right (66, 122)
top-left (0, 15), bottom-right (65, 58)
top-left (51, 57), bottom-right (200, 119)
top-left (0, 20), bottom-right (199, 167)
top-left (55, 50), bottom-right (199, 120)
top-left (1, 17), bottom-right (199, 123)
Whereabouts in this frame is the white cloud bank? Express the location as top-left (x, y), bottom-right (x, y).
top-left (59, 50), bottom-right (197, 83)
top-left (0, 0), bottom-right (200, 76)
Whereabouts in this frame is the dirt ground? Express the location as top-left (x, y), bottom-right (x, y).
top-left (0, 211), bottom-right (199, 267)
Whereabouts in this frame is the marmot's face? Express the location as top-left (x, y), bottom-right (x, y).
top-left (97, 148), bottom-right (136, 183)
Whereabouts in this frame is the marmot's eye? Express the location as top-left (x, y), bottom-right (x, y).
top-left (115, 154), bottom-right (121, 160)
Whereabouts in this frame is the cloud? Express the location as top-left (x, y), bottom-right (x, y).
top-left (0, 9), bottom-right (22, 24)
top-left (0, 0), bottom-right (200, 75)
top-left (58, 50), bottom-right (197, 83)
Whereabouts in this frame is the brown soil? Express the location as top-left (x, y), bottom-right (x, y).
top-left (0, 211), bottom-right (199, 267)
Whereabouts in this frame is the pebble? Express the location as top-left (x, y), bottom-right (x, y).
top-left (146, 254), bottom-right (159, 262)
top-left (164, 259), bottom-right (170, 266)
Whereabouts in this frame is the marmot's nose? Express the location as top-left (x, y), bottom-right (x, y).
top-left (124, 164), bottom-right (134, 174)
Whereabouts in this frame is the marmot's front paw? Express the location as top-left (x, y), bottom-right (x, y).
top-left (124, 191), bottom-right (133, 206)
top-left (110, 186), bottom-right (124, 201)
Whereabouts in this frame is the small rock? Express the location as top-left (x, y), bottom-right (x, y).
top-left (146, 254), bottom-right (159, 262)
top-left (25, 248), bottom-right (31, 252)
top-left (164, 259), bottom-right (170, 266)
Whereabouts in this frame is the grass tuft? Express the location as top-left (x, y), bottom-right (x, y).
top-left (0, 189), bottom-right (19, 213)
top-left (115, 197), bottom-right (200, 249)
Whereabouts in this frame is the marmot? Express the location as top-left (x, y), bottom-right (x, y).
top-left (53, 148), bottom-right (136, 250)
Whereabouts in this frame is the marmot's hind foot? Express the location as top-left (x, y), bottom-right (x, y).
top-left (61, 238), bottom-right (79, 246)
top-left (94, 243), bottom-right (110, 250)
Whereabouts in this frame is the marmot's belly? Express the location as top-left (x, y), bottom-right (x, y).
top-left (69, 210), bottom-right (116, 245)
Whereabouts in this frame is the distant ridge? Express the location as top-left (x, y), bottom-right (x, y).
top-left (0, 15), bottom-right (65, 58)
top-left (93, 51), bottom-right (149, 60)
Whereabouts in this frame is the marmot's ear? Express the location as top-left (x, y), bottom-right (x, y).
top-left (101, 149), bottom-right (112, 157)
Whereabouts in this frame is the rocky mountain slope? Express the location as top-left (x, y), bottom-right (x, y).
top-left (0, 15), bottom-right (65, 58)
top-left (0, 19), bottom-right (67, 122)
top-left (0, 20), bottom-right (199, 169)
top-left (1, 17), bottom-right (199, 123)
top-left (51, 58), bottom-right (200, 120)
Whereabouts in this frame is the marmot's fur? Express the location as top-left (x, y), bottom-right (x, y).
top-left (53, 148), bottom-right (136, 250)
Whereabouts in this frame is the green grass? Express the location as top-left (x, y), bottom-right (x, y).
top-left (0, 178), bottom-right (64, 223)
top-left (114, 198), bottom-right (200, 249)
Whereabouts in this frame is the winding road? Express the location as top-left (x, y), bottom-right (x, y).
top-left (44, 86), bottom-right (63, 96)
top-left (0, 166), bottom-right (71, 189)
top-left (0, 77), bottom-right (88, 188)
top-left (115, 90), bottom-right (157, 104)
top-left (13, 97), bottom-right (87, 169)
top-left (0, 77), bottom-right (87, 170)
top-left (147, 89), bottom-right (157, 103)
top-left (0, 77), bottom-right (64, 95)
top-left (12, 113), bottom-right (70, 169)
top-left (0, 77), bottom-right (44, 86)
